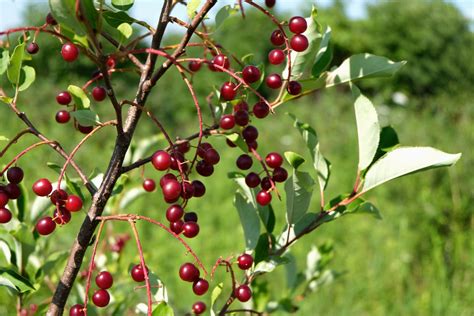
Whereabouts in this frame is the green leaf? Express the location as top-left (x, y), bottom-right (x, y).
top-left (226, 133), bottom-right (248, 153)
top-left (0, 96), bottom-right (13, 105)
top-left (372, 126), bottom-right (399, 163)
top-left (283, 7), bottom-right (321, 80)
top-left (119, 187), bottom-right (146, 209)
top-left (70, 110), bottom-right (100, 126)
top-left (18, 66), bottom-right (36, 91)
top-left (0, 136), bottom-right (9, 142)
top-left (112, 0), bottom-right (134, 11)
top-left (352, 86), bottom-right (380, 170)
top-left (0, 239), bottom-right (13, 266)
top-left (258, 204), bottom-right (275, 234)
top-left (81, 0), bottom-right (98, 29)
top-left (311, 26), bottom-right (332, 78)
top-left (7, 43), bottom-right (25, 84)
top-left (0, 268), bottom-right (35, 293)
top-left (103, 10), bottom-right (135, 27)
top-left (285, 170), bottom-right (314, 225)
top-left (187, 0), bottom-right (201, 19)
top-left (210, 283), bottom-right (223, 316)
top-left (49, 0), bottom-right (87, 36)
top-left (254, 234), bottom-right (270, 264)
top-left (346, 201), bottom-right (381, 219)
top-left (67, 85), bottom-right (90, 109)
top-left (254, 257), bottom-right (289, 275)
top-left (117, 22), bottom-right (133, 39)
top-left (284, 151), bottom-right (305, 169)
top-left (288, 113), bottom-right (330, 193)
top-left (151, 302), bottom-right (173, 316)
top-left (214, 5), bottom-right (239, 29)
top-left (234, 191), bottom-right (261, 250)
top-left (14, 183), bottom-right (27, 222)
top-left (362, 147), bottom-right (461, 193)
top-left (0, 50), bottom-right (10, 75)
top-left (326, 53), bottom-right (406, 87)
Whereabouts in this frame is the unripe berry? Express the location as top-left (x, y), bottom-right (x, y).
top-left (143, 178), bottom-right (156, 192)
top-left (69, 304), bottom-right (85, 316)
top-left (211, 54), bottom-right (230, 71)
top-left (131, 264), bottom-right (148, 282)
top-left (61, 43), bottom-right (79, 62)
top-left (189, 60), bottom-right (202, 72)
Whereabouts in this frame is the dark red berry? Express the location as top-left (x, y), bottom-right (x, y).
top-left (196, 160), bottom-right (214, 177)
top-left (237, 254), bottom-right (254, 270)
top-left (170, 220), bottom-right (184, 234)
top-left (0, 192), bottom-right (9, 208)
top-left (265, 0), bottom-right (276, 7)
top-left (211, 54), bottom-right (230, 72)
top-left (95, 271), bottom-right (113, 289)
top-left (220, 114), bottom-right (235, 130)
top-left (256, 190), bottom-right (272, 206)
top-left (7, 167), bottom-right (24, 184)
top-left (152, 150), bottom-right (171, 171)
top-left (36, 216), bottom-right (56, 235)
top-left (242, 65), bottom-right (261, 84)
top-left (189, 60), bottom-right (202, 72)
top-left (261, 176), bottom-right (272, 191)
top-left (242, 125), bottom-right (259, 142)
top-left (69, 304), bottom-right (85, 316)
top-left (162, 180), bottom-right (182, 201)
top-left (181, 181), bottom-right (195, 199)
top-left (183, 221), bottom-right (199, 238)
top-left (273, 167), bottom-right (288, 182)
top-left (92, 289), bottom-right (110, 307)
top-left (131, 264), bottom-right (148, 282)
top-left (192, 278), bottom-right (209, 296)
top-left (55, 110), bottom-right (70, 123)
top-left (77, 125), bottom-right (93, 134)
top-left (234, 101), bottom-right (249, 112)
top-left (236, 154), bottom-right (253, 170)
top-left (179, 263), bottom-right (200, 282)
top-left (270, 29), bottom-right (285, 46)
top-left (220, 82), bottom-right (237, 101)
top-left (46, 12), bottom-right (57, 25)
top-left (53, 209), bottom-right (71, 225)
top-left (0, 208), bottom-right (12, 224)
top-left (142, 179), bottom-right (156, 192)
top-left (56, 91), bottom-right (72, 105)
top-left (183, 212), bottom-right (198, 223)
top-left (235, 284), bottom-right (252, 302)
top-left (191, 180), bottom-right (206, 197)
top-left (50, 189), bottom-right (68, 206)
top-left (290, 34), bottom-right (309, 52)
top-left (234, 110), bottom-right (250, 126)
top-left (253, 101), bottom-right (270, 119)
top-left (203, 148), bottom-right (220, 165)
top-left (92, 86), bottom-right (107, 102)
top-left (247, 140), bottom-right (258, 151)
top-left (5, 183), bottom-right (20, 199)
top-left (287, 80), bottom-right (302, 95)
top-left (197, 142), bottom-right (213, 158)
top-left (265, 152), bottom-right (283, 168)
top-left (192, 301), bottom-right (206, 315)
top-left (289, 16), bottom-right (308, 34)
top-left (160, 173), bottom-right (177, 187)
top-left (176, 141), bottom-right (191, 153)
top-left (266, 74), bottom-right (283, 89)
top-left (106, 56), bottom-right (116, 68)
top-left (32, 178), bottom-right (52, 197)
top-left (27, 42), bottom-right (39, 54)
top-left (65, 195), bottom-right (83, 212)
top-left (245, 172), bottom-right (261, 188)
top-left (61, 43), bottom-right (79, 62)
top-left (166, 204), bottom-right (184, 222)
top-left (170, 151), bottom-right (186, 171)
top-left (226, 139), bottom-right (237, 148)
top-left (268, 49), bottom-right (285, 65)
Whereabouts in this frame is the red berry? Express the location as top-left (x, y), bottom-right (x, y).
top-left (179, 262), bottom-right (200, 282)
top-left (170, 151), bottom-right (187, 171)
top-left (143, 179), bottom-right (156, 192)
top-left (0, 208), bottom-right (12, 224)
top-left (7, 167), bottom-right (24, 184)
top-left (290, 34), bottom-right (309, 52)
top-left (235, 284), bottom-right (252, 302)
top-left (268, 49), bottom-right (285, 65)
top-left (50, 189), bottom-right (68, 206)
top-left (270, 29), bottom-right (285, 46)
top-left (152, 150), bottom-right (171, 171)
top-left (131, 264), bottom-right (148, 282)
top-left (95, 271), bottom-right (113, 289)
top-left (92, 289), bottom-right (110, 307)
top-left (32, 178), bottom-right (52, 197)
top-left (211, 54), bottom-right (230, 72)
top-left (196, 160), bottom-right (214, 177)
top-left (166, 204), bottom-right (184, 222)
top-left (287, 81), bottom-right (302, 95)
top-left (77, 125), bottom-right (93, 134)
top-left (69, 304), bottom-right (84, 316)
top-left (242, 65), bottom-right (261, 84)
top-left (189, 60), bottom-right (202, 72)
top-left (170, 220), bottom-right (184, 234)
top-left (242, 125), bottom-right (259, 142)
top-left (183, 221), bottom-right (199, 238)
top-left (261, 177), bottom-right (272, 191)
top-left (192, 301), bottom-right (206, 315)
top-left (220, 82), bottom-right (237, 101)
top-left (184, 212), bottom-right (198, 222)
top-left (197, 142), bottom-right (213, 158)
top-left (253, 101), bottom-right (270, 119)
top-left (162, 180), bottom-right (182, 201)
top-left (234, 110), bottom-right (250, 126)
top-left (265, 0), bottom-right (276, 8)
top-left (191, 180), bottom-right (206, 198)
top-left (56, 91), bottom-right (72, 105)
top-left (160, 173), bottom-right (177, 187)
top-left (55, 110), bottom-right (70, 123)
top-left (234, 101), bottom-right (249, 112)
top-left (0, 192), bottom-right (9, 208)
top-left (65, 195), bottom-right (83, 212)
top-left (220, 114), bottom-right (235, 130)
top-left (203, 148), bottom-right (220, 165)
top-left (176, 141), bottom-right (191, 154)
top-left (61, 43), bottom-right (79, 62)
top-left (256, 190), bottom-right (272, 206)
top-left (53, 209), bottom-right (71, 225)
top-left (273, 167), bottom-right (288, 182)
top-left (181, 181), bottom-right (195, 199)
top-left (192, 278), bottom-right (209, 296)
top-left (289, 16), bottom-right (308, 34)
top-left (236, 154), bottom-right (253, 170)
top-left (92, 86), bottom-right (107, 102)
top-left (265, 152), bottom-right (283, 168)
top-left (266, 74), bottom-right (282, 89)
top-left (237, 254), bottom-right (254, 270)
top-left (27, 42), bottom-right (39, 54)
top-left (245, 172), bottom-right (261, 188)
top-left (36, 216), bottom-right (56, 235)
top-left (46, 12), bottom-right (57, 25)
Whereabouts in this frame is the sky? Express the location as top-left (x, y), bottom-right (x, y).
top-left (1, 0), bottom-right (473, 31)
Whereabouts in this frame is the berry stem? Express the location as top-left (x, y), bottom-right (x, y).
top-left (0, 140), bottom-right (55, 177)
top-left (0, 128), bottom-right (33, 158)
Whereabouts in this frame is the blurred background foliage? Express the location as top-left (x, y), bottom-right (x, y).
top-left (0, 0), bottom-right (472, 315)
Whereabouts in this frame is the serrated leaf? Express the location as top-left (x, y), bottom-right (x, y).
top-left (352, 86), bottom-right (380, 170)
top-left (284, 151), bottom-right (305, 169)
top-left (117, 22), bottom-right (133, 39)
top-left (18, 65), bottom-right (35, 91)
top-left (210, 283), bottom-right (223, 316)
top-left (311, 26), bottom-right (332, 78)
top-left (234, 192), bottom-right (260, 250)
top-left (0, 268), bottom-right (35, 293)
top-left (112, 0), bottom-right (134, 11)
top-left (285, 170), bottom-right (314, 225)
top-left (362, 147), bottom-right (461, 192)
top-left (187, 0), bottom-right (201, 19)
top-left (7, 43), bottom-right (25, 84)
top-left (70, 110), bottom-right (100, 126)
top-left (67, 85), bottom-right (90, 109)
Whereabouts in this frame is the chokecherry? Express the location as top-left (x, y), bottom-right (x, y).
top-left (220, 82), bottom-right (237, 101)
top-left (95, 271), bottom-right (113, 289)
top-left (203, 148), bottom-right (220, 165)
top-left (192, 278), bottom-right (209, 296)
top-left (245, 172), bottom-right (261, 188)
top-left (56, 91), bottom-right (72, 105)
top-left (143, 179), bottom-right (156, 192)
top-left (166, 204), bottom-right (184, 222)
top-left (7, 166), bottom-right (24, 184)
top-left (92, 86), bottom-right (107, 102)
top-left (160, 173), bottom-right (177, 187)
top-left (191, 180), bottom-right (206, 197)
top-left (27, 42), bottom-right (39, 54)
top-left (5, 183), bottom-right (21, 199)
top-left (92, 289), bottom-right (110, 307)
top-left (77, 125), bottom-right (93, 134)
top-left (265, 152), bottom-right (283, 168)
top-left (162, 180), bottom-right (182, 201)
top-left (46, 12), bottom-right (57, 25)
top-left (237, 253), bottom-right (254, 270)
top-left (131, 264), bottom-right (148, 282)
top-left (192, 301), bottom-right (206, 315)
top-left (211, 54), bottom-right (230, 72)
top-left (183, 221), bottom-right (200, 238)
top-left (289, 16), bottom-right (308, 34)
top-left (235, 284), bottom-right (252, 302)
top-left (270, 29), bottom-right (285, 46)
top-left (181, 181), bottom-right (195, 199)
top-left (55, 110), bottom-right (71, 123)
top-left (272, 167), bottom-right (288, 182)
top-left (236, 154), bottom-right (253, 170)
top-left (220, 114), bottom-right (235, 130)
top-left (0, 192), bottom-right (9, 208)
top-left (242, 65), bottom-right (261, 84)
top-left (50, 189), bottom-right (68, 206)
top-left (53, 209), bottom-right (71, 225)
top-left (189, 60), bottom-right (202, 72)
top-left (234, 101), bottom-right (249, 112)
top-left (242, 125), bottom-right (259, 142)
top-left (152, 150), bottom-right (171, 171)
top-left (69, 304), bottom-right (85, 316)
top-left (256, 190), bottom-right (272, 206)
top-left (234, 110), bottom-right (250, 126)
top-left (32, 178), bottom-right (52, 197)
top-left (183, 212), bottom-right (198, 223)
top-left (287, 80), bottom-right (302, 95)
top-left (253, 101), bottom-right (270, 119)
top-left (266, 73), bottom-right (283, 89)
top-left (290, 34), bottom-right (309, 52)
top-left (265, 0), bottom-right (276, 8)
top-left (36, 216), bottom-right (56, 235)
top-left (170, 220), bottom-right (184, 234)
top-left (179, 262), bottom-right (200, 282)
top-left (0, 208), bottom-right (12, 224)
top-left (261, 177), bottom-right (272, 191)
top-left (65, 195), bottom-right (83, 212)
top-left (268, 49), bottom-right (285, 65)
top-left (61, 43), bottom-right (79, 62)
top-left (196, 160), bottom-right (214, 177)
